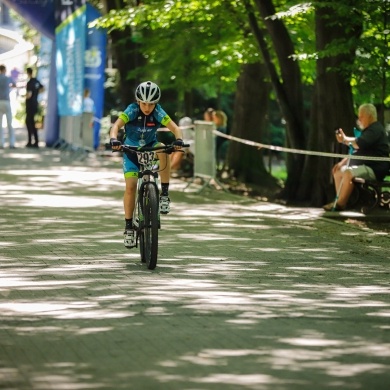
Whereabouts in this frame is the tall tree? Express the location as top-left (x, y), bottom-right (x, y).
top-left (243, 0), bottom-right (307, 201)
top-left (296, 2), bottom-right (363, 205)
top-left (228, 62), bottom-right (276, 186)
top-left (93, 0), bottom-right (388, 205)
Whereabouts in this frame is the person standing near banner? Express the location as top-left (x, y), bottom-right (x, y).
top-left (10, 67), bottom-right (20, 97)
top-left (25, 67), bottom-right (44, 148)
top-left (80, 88), bottom-right (95, 148)
top-left (0, 64), bottom-right (16, 149)
top-left (10, 67), bottom-right (20, 85)
top-left (83, 88), bottom-right (95, 121)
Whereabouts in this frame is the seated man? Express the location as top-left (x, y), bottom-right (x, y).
top-left (323, 103), bottom-right (390, 211)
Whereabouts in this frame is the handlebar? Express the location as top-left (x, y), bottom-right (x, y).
top-left (106, 143), bottom-right (190, 154)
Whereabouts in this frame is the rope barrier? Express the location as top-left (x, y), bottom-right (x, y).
top-left (213, 129), bottom-right (390, 162)
top-left (160, 124), bottom-right (389, 162)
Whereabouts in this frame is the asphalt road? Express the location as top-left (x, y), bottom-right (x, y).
top-left (0, 140), bottom-right (389, 390)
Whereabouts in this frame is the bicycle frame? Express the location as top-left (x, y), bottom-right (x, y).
top-left (132, 158), bottom-right (161, 236)
top-left (124, 148), bottom-right (160, 269)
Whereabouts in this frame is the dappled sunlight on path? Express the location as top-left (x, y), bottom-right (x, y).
top-left (0, 146), bottom-right (389, 389)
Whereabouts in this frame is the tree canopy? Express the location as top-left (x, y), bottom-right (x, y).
top-left (92, 0), bottom-right (389, 205)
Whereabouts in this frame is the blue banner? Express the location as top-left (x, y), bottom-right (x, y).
top-left (37, 36), bottom-right (52, 104)
top-left (37, 36), bottom-right (59, 147)
top-left (85, 4), bottom-right (107, 149)
top-left (55, 1), bottom-right (86, 116)
top-left (3, 0), bottom-right (106, 148)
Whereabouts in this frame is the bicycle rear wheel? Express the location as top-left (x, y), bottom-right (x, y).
top-left (142, 183), bottom-right (159, 269)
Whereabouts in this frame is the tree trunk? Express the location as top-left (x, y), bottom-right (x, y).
top-left (297, 2), bottom-right (363, 205)
top-left (228, 62), bottom-right (277, 188)
top-left (247, 0), bottom-right (307, 201)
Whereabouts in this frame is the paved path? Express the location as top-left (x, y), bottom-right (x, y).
top-left (0, 133), bottom-right (389, 390)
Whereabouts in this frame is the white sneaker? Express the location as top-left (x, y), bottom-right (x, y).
top-left (124, 229), bottom-right (136, 248)
top-left (159, 195), bottom-right (170, 214)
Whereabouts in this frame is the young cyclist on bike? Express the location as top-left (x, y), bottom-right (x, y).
top-left (109, 81), bottom-right (184, 248)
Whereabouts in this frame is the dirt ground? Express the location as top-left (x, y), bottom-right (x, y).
top-left (185, 171), bottom-right (390, 236)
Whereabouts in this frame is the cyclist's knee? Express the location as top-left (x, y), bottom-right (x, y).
top-left (157, 152), bottom-right (168, 164)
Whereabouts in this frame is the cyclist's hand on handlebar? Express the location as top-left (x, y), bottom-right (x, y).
top-left (110, 138), bottom-right (122, 150)
top-left (173, 138), bottom-right (184, 149)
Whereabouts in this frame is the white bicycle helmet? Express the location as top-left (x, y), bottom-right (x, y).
top-left (135, 81), bottom-right (161, 104)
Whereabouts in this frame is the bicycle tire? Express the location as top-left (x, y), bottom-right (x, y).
top-left (142, 183), bottom-right (159, 269)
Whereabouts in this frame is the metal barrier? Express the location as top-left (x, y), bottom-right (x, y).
top-left (80, 112), bottom-right (94, 150)
top-left (54, 115), bottom-right (92, 160)
top-left (184, 120), bottom-right (226, 193)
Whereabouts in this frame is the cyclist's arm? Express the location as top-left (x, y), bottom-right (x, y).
top-left (155, 106), bottom-right (183, 143)
top-left (110, 118), bottom-right (125, 140)
top-left (165, 120), bottom-right (183, 141)
top-left (110, 118), bottom-right (126, 149)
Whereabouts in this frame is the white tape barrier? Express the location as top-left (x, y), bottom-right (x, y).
top-left (213, 129), bottom-right (390, 162)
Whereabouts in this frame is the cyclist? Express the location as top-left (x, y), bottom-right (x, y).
top-left (109, 81), bottom-right (184, 248)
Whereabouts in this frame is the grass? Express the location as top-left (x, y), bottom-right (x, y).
top-left (271, 165), bottom-right (287, 182)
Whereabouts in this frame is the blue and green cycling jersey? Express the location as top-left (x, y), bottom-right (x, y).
top-left (119, 103), bottom-right (171, 147)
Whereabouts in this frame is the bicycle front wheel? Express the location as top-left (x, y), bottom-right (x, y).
top-left (142, 183), bottom-right (159, 269)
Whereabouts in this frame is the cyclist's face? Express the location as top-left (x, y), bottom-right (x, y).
top-left (139, 101), bottom-right (156, 115)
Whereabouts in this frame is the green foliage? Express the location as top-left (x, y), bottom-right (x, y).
top-left (9, 8), bottom-right (40, 56)
top-left (352, 0), bottom-right (390, 105)
top-left (93, 1), bottom-right (260, 97)
top-left (262, 121), bottom-right (286, 147)
top-left (93, 0), bottom-right (321, 98)
top-left (271, 164), bottom-right (287, 182)
top-left (267, 1), bottom-right (317, 84)
top-left (93, 0), bottom-right (389, 116)
top-left (311, 0), bottom-right (390, 107)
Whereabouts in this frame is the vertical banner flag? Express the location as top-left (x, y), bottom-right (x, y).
top-left (38, 35), bottom-right (60, 147)
top-left (37, 36), bottom-right (52, 106)
top-left (85, 4), bottom-right (107, 149)
top-left (55, 0), bottom-right (86, 116)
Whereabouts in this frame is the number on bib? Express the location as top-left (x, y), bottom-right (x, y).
top-left (137, 151), bottom-right (155, 166)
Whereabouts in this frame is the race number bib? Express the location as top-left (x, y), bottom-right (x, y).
top-left (136, 151), bottom-right (155, 166)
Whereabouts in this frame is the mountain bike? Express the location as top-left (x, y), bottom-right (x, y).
top-left (112, 142), bottom-right (188, 270)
